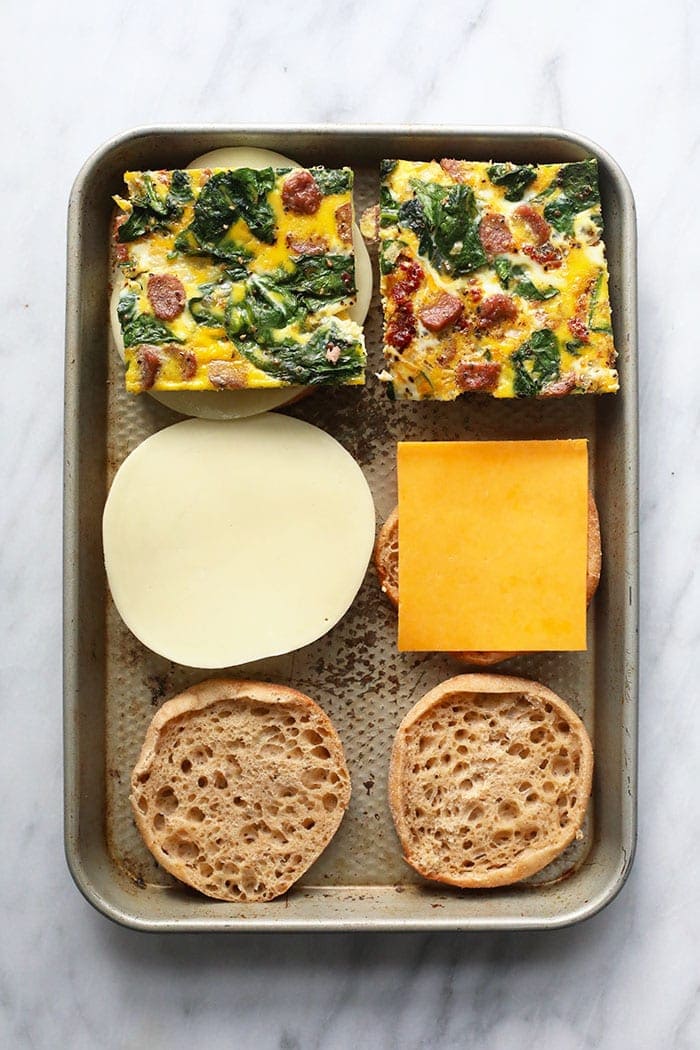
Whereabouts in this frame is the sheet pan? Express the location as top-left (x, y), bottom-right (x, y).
top-left (64, 125), bottom-right (638, 930)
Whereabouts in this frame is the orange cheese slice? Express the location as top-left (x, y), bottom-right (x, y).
top-left (397, 439), bottom-right (588, 652)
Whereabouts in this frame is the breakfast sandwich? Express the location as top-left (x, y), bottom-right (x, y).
top-left (378, 159), bottom-right (619, 399)
top-left (112, 167), bottom-right (365, 393)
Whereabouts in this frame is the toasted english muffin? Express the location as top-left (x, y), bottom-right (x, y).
top-left (374, 491), bottom-right (601, 665)
top-left (130, 678), bottom-right (351, 902)
top-left (389, 674), bottom-right (593, 888)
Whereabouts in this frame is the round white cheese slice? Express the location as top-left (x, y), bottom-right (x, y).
top-left (188, 146), bottom-right (301, 172)
top-left (103, 415), bottom-right (376, 668)
top-left (110, 146), bottom-right (371, 420)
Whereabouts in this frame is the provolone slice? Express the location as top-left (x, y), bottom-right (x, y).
top-left (103, 415), bottom-right (376, 668)
top-left (188, 146), bottom-right (300, 171)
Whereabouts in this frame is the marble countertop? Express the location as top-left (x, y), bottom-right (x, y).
top-left (2, 0), bottom-right (698, 1047)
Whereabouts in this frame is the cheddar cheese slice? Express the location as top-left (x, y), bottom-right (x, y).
top-left (397, 440), bottom-right (588, 652)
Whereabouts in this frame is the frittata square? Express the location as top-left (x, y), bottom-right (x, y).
top-left (112, 167), bottom-right (365, 392)
top-left (378, 159), bottom-right (619, 399)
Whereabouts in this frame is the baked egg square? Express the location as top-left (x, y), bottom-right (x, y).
top-left (379, 158), bottom-right (618, 400)
top-left (113, 166), bottom-right (365, 393)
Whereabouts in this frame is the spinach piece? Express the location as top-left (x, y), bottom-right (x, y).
top-left (177, 168), bottom-right (277, 257)
top-left (587, 269), bottom-right (613, 333)
top-left (444, 214), bottom-right (488, 275)
top-left (410, 179), bottom-right (446, 226)
top-left (118, 207), bottom-right (156, 241)
top-left (122, 313), bottom-right (182, 349)
top-left (492, 257), bottom-right (558, 300)
top-left (292, 253), bottom-right (355, 312)
top-left (556, 161), bottom-right (599, 210)
top-left (380, 185), bottom-right (400, 227)
top-left (544, 195), bottom-right (578, 235)
top-left (494, 256), bottom-right (513, 287)
top-left (543, 161), bottom-right (601, 236)
top-left (399, 180), bottom-right (487, 276)
top-left (310, 167), bottom-right (353, 196)
top-left (199, 252), bottom-right (355, 344)
top-left (174, 224), bottom-right (253, 267)
top-left (235, 323), bottom-right (364, 385)
top-left (225, 168), bottom-right (277, 243)
top-left (118, 173), bottom-right (186, 242)
top-left (487, 163), bottom-right (536, 202)
top-left (514, 276), bottom-right (559, 301)
top-left (588, 269), bottom-right (604, 325)
top-left (135, 173), bottom-right (169, 216)
top-left (174, 220), bottom-right (254, 271)
top-left (189, 282), bottom-right (231, 327)
top-left (167, 169), bottom-right (193, 206)
top-left (380, 159), bottom-right (397, 179)
top-left (565, 339), bottom-right (584, 355)
top-left (423, 182), bottom-right (487, 274)
top-left (117, 291), bottom-right (138, 327)
top-left (118, 274), bottom-right (182, 347)
top-left (223, 260), bottom-right (249, 282)
top-left (190, 299), bottom-right (223, 326)
top-left (397, 197), bottom-right (428, 246)
top-left (225, 274), bottom-right (298, 345)
top-left (511, 329), bottom-right (560, 397)
top-left (172, 227), bottom-right (201, 254)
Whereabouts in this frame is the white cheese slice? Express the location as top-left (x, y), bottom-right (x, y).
top-left (110, 145), bottom-right (371, 419)
top-left (103, 415), bottom-right (376, 668)
top-left (188, 146), bottom-right (301, 173)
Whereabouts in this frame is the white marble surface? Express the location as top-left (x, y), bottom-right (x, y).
top-left (2, 0), bottom-right (699, 1046)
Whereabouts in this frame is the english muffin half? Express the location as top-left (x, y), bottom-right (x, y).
top-left (389, 674), bottom-right (593, 888)
top-left (130, 678), bottom-right (351, 902)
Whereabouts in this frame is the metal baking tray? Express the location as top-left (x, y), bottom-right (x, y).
top-left (64, 125), bottom-right (638, 931)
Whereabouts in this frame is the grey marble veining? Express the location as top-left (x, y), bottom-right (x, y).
top-left (1, 0), bottom-right (699, 1047)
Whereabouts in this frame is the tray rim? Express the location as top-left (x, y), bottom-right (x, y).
top-left (64, 122), bottom-right (638, 933)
